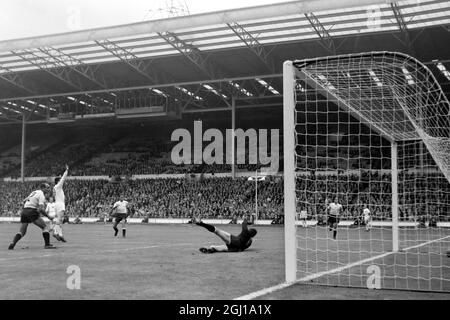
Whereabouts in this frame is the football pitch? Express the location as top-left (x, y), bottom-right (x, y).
top-left (0, 223), bottom-right (449, 300)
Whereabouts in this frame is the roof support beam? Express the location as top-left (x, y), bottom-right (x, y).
top-left (158, 31), bottom-right (233, 104)
top-left (0, 105), bottom-right (22, 121)
top-left (0, 66), bottom-right (54, 120)
top-left (96, 39), bottom-right (214, 110)
top-left (227, 22), bottom-right (276, 73)
top-left (304, 12), bottom-right (336, 54)
top-left (40, 47), bottom-right (109, 89)
top-left (390, 2), bottom-right (416, 55)
top-left (12, 49), bottom-right (85, 91)
top-left (0, 66), bottom-right (36, 95)
top-left (0, 73), bottom-right (282, 103)
top-left (95, 39), bottom-right (161, 83)
top-left (11, 48), bottom-right (108, 91)
top-left (11, 49), bottom-right (121, 111)
top-left (158, 31), bottom-right (225, 80)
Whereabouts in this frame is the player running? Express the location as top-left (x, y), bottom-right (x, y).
top-left (193, 217), bottom-right (257, 253)
top-left (109, 199), bottom-right (131, 237)
top-left (8, 183), bottom-right (56, 250)
top-left (52, 165), bottom-right (69, 242)
top-left (326, 197), bottom-right (343, 240)
top-left (363, 205), bottom-right (372, 231)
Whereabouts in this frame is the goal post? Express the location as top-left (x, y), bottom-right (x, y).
top-left (391, 141), bottom-right (399, 253)
top-left (283, 60), bottom-right (298, 284)
top-left (283, 52), bottom-right (450, 292)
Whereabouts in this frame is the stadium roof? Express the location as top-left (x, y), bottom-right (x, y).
top-left (0, 0), bottom-right (449, 125)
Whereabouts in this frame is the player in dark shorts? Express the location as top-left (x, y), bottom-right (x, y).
top-left (109, 199), bottom-right (131, 237)
top-left (193, 217), bottom-right (257, 253)
top-left (326, 197), bottom-right (343, 240)
top-left (8, 183), bottom-right (56, 250)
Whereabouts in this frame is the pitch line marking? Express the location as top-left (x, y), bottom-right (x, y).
top-left (234, 235), bottom-right (450, 300)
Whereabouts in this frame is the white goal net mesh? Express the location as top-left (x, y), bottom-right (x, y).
top-left (287, 52), bottom-right (450, 292)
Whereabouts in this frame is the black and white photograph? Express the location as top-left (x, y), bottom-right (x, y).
top-left (0, 0), bottom-right (449, 307)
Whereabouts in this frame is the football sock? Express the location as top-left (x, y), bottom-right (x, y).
top-left (196, 222), bottom-right (216, 233)
top-left (43, 232), bottom-right (50, 246)
top-left (122, 229), bottom-right (126, 237)
top-left (12, 233), bottom-right (22, 246)
top-left (114, 227), bottom-right (118, 236)
top-left (333, 230), bottom-right (337, 239)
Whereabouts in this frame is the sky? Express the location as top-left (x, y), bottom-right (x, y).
top-left (0, 0), bottom-right (290, 41)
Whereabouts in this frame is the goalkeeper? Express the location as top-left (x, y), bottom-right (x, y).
top-left (193, 217), bottom-right (257, 253)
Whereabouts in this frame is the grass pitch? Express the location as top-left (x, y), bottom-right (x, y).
top-left (0, 223), bottom-right (448, 300)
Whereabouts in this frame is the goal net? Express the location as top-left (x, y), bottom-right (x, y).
top-left (283, 52), bottom-right (450, 292)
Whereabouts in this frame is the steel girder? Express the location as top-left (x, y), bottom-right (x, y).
top-left (390, 2), bottom-right (417, 55)
top-left (158, 31), bottom-right (238, 102)
top-left (227, 22), bottom-right (276, 73)
top-left (12, 47), bottom-right (108, 91)
top-left (0, 65), bottom-right (36, 95)
top-left (304, 12), bottom-right (336, 54)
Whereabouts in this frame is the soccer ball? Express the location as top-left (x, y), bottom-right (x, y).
top-left (47, 211), bottom-right (56, 219)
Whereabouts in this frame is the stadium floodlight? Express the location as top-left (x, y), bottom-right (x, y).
top-left (283, 52), bottom-right (450, 292)
top-left (203, 84), bottom-right (228, 99)
top-left (1, 106), bottom-right (21, 114)
top-left (26, 100), bottom-right (57, 112)
top-left (255, 78), bottom-right (280, 95)
top-left (7, 101), bottom-right (33, 113)
top-left (151, 88), bottom-right (168, 97)
top-left (176, 86), bottom-right (203, 101)
top-left (229, 81), bottom-right (253, 97)
top-left (435, 61), bottom-right (450, 81)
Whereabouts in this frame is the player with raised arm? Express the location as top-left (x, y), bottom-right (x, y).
top-left (327, 196), bottom-right (343, 240)
top-left (110, 199), bottom-right (131, 238)
top-left (8, 183), bottom-right (56, 250)
top-left (52, 165), bottom-right (69, 242)
top-left (363, 205), bottom-right (372, 231)
top-left (193, 217), bottom-right (257, 253)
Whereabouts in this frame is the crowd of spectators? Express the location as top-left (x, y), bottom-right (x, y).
top-left (296, 172), bottom-right (450, 222)
top-left (0, 177), bottom-right (282, 220)
top-left (1, 134), bottom-right (276, 177)
top-left (1, 172), bottom-right (448, 222)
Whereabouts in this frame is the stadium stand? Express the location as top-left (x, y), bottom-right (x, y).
top-left (1, 173), bottom-right (448, 222)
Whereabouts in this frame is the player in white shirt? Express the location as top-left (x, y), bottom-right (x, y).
top-left (326, 197), bottom-right (343, 240)
top-left (109, 199), bottom-right (131, 237)
top-left (8, 183), bottom-right (56, 250)
top-left (46, 197), bottom-right (57, 220)
top-left (52, 165), bottom-right (69, 242)
top-left (299, 207), bottom-right (308, 228)
top-left (363, 205), bottom-right (372, 231)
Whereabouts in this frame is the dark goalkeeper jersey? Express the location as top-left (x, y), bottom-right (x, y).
top-left (227, 220), bottom-right (255, 252)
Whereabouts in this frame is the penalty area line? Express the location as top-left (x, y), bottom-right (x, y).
top-left (234, 234), bottom-right (450, 300)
